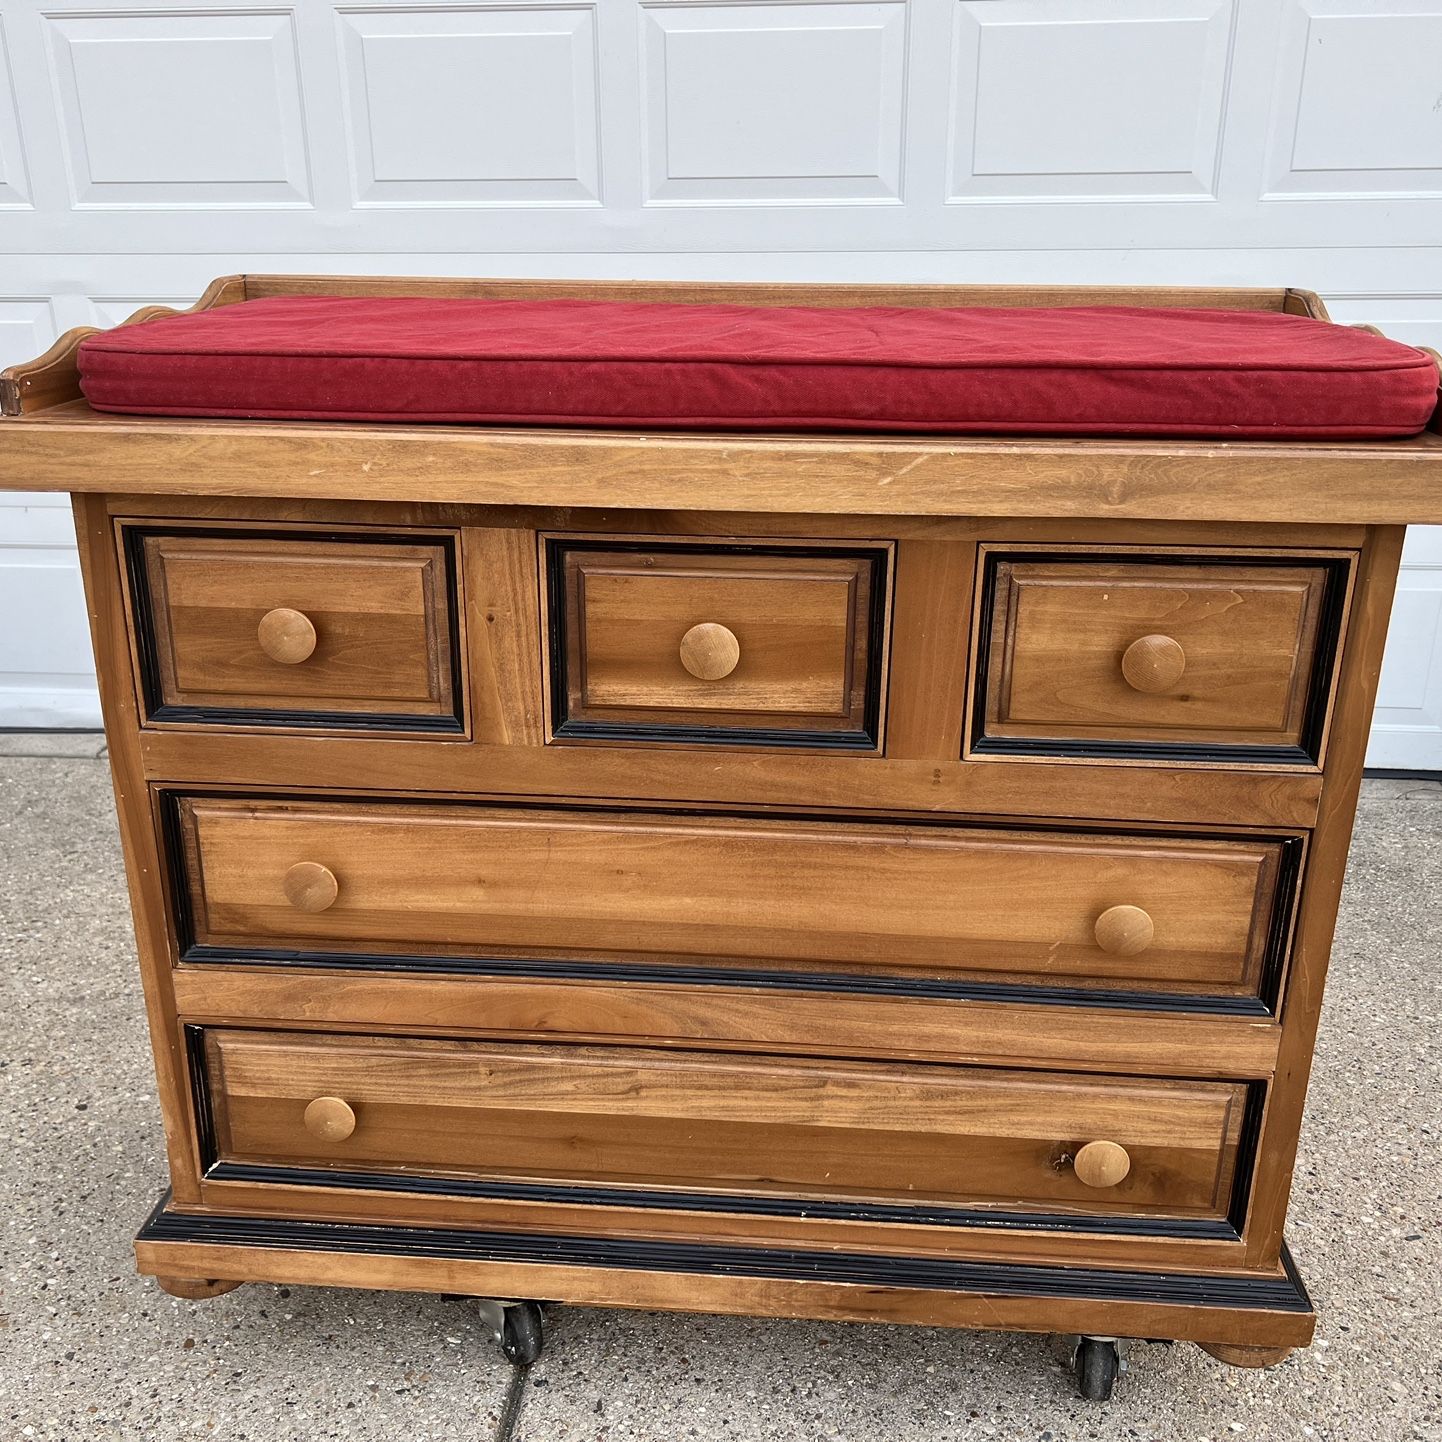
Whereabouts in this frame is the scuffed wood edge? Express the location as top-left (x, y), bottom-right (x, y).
top-left (1283, 288), bottom-right (1329, 321)
top-left (0, 274), bottom-right (248, 417)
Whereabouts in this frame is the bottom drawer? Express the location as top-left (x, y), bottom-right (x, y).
top-left (199, 1030), bottom-right (1248, 1221)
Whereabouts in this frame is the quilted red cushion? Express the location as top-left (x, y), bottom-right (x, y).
top-left (76, 294), bottom-right (1439, 439)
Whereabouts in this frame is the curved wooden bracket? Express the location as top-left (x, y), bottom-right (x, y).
top-left (0, 274), bottom-right (248, 417)
top-left (1283, 287), bottom-right (1328, 321)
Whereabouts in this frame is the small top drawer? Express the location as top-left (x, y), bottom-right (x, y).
top-left (123, 527), bottom-right (464, 732)
top-left (971, 549), bottom-right (1350, 765)
top-left (545, 538), bottom-right (890, 749)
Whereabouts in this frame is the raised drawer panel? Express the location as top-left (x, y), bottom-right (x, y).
top-left (175, 796), bottom-right (1294, 1003)
top-left (972, 550), bottom-right (1349, 764)
top-left (546, 539), bottom-right (889, 749)
top-left (123, 527), bottom-right (464, 731)
top-left (201, 1030), bottom-right (1248, 1220)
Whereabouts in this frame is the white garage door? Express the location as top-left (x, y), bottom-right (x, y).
top-left (1, 0), bottom-right (1439, 766)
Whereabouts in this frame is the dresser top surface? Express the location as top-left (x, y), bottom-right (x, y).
top-left (3, 273), bottom-right (1441, 524)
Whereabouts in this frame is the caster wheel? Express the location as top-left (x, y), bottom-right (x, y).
top-left (1075, 1337), bottom-right (1120, 1402)
top-left (500, 1300), bottom-right (545, 1366)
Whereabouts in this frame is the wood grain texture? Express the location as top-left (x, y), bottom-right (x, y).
top-left (129, 530), bottom-right (461, 727)
top-left (6, 417), bottom-right (1442, 523)
top-left (552, 542), bottom-right (887, 743)
top-left (91, 491), bottom-right (1374, 549)
top-left (979, 556), bottom-right (1340, 753)
top-left (1241, 526), bottom-right (1407, 1268)
top-left (71, 496), bottom-right (204, 1201)
top-left (203, 1030), bottom-right (1245, 1219)
top-left (177, 796), bottom-right (1289, 996)
top-left (137, 727), bottom-right (1325, 829)
top-left (170, 968), bottom-right (1283, 1080)
top-left (462, 524), bottom-right (546, 747)
top-left (882, 537), bottom-right (973, 760)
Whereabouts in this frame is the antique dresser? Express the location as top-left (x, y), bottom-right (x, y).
top-left (3, 275), bottom-right (1439, 1402)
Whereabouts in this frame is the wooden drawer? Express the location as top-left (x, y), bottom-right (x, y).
top-left (198, 1029), bottom-right (1249, 1221)
top-left (971, 549), bottom-right (1349, 765)
top-left (545, 538), bottom-right (889, 749)
top-left (175, 796), bottom-right (1297, 1005)
top-left (122, 527), bottom-right (464, 732)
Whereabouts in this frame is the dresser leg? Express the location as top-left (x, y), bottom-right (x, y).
top-left (154, 1275), bottom-right (243, 1300)
top-left (1199, 1342), bottom-right (1293, 1369)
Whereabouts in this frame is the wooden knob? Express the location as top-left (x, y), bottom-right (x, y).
top-left (283, 861), bottom-right (338, 913)
top-left (303, 1096), bottom-right (356, 1142)
top-left (1121, 634), bottom-right (1185, 693)
top-left (257, 607), bottom-right (317, 665)
top-left (679, 622), bottom-right (741, 681)
top-left (1094, 904), bottom-right (1154, 957)
top-left (1073, 1139), bottom-right (1132, 1189)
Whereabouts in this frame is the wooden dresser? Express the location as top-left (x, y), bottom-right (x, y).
top-left (4, 276), bottom-right (1440, 1402)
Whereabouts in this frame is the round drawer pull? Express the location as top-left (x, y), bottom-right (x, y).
top-left (303, 1096), bottom-right (356, 1142)
top-left (679, 622), bottom-right (741, 681)
top-left (1093, 904), bottom-right (1155, 957)
top-left (1120, 634), bottom-right (1186, 693)
top-left (257, 607), bottom-right (318, 665)
top-left (283, 861), bottom-right (339, 913)
top-left (1073, 1139), bottom-right (1132, 1189)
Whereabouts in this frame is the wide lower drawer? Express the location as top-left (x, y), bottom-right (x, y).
top-left (174, 796), bottom-right (1296, 1002)
top-left (198, 1029), bottom-right (1249, 1220)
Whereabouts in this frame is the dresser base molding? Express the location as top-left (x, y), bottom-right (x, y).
top-left (135, 1196), bottom-right (1315, 1353)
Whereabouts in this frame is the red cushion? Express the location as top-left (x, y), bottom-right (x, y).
top-left (77, 295), bottom-right (1439, 439)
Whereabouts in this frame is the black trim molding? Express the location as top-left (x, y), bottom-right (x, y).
top-left (202, 1161), bottom-right (1242, 1241)
top-left (137, 1195), bottom-right (1314, 1315)
top-left (121, 524), bottom-right (466, 734)
top-left (544, 538), bottom-right (890, 751)
top-left (969, 549), bottom-right (1353, 767)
